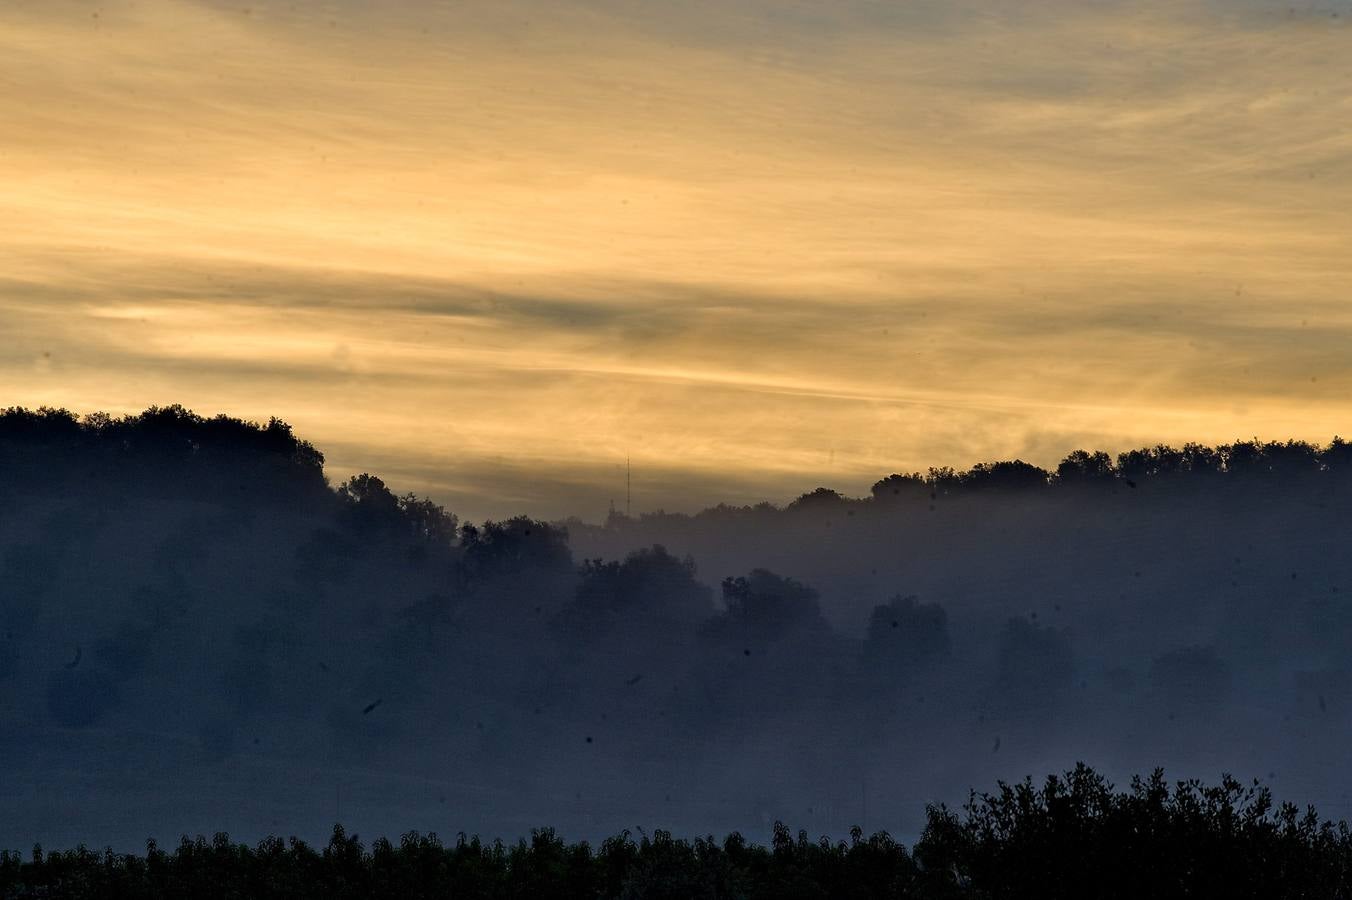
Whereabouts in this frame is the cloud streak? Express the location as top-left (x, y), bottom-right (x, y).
top-left (3, 0), bottom-right (1351, 519)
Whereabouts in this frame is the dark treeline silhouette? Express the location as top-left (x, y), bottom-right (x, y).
top-left (6, 404), bottom-right (1352, 850)
top-left (3, 766), bottom-right (1349, 898)
top-left (6, 405), bottom-right (1350, 507)
top-left (0, 405), bottom-right (328, 506)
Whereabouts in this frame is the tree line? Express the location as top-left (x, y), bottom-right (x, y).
top-left (2, 765), bottom-right (1348, 899)
top-left (7, 405), bottom-right (1352, 518)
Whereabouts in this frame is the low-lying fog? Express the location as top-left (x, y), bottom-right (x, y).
top-left (4, 407), bottom-right (1350, 850)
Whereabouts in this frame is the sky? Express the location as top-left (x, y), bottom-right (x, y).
top-left (3, 0), bottom-right (1351, 521)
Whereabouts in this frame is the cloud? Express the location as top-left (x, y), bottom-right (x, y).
top-left (2, 0), bottom-right (1351, 519)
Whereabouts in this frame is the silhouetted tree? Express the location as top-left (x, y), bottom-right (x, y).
top-left (459, 517), bottom-right (571, 580)
top-left (565, 545), bottom-right (712, 633)
top-left (959, 460), bottom-right (1049, 492)
top-left (787, 487), bottom-right (850, 511)
top-left (1055, 450), bottom-right (1115, 484)
top-left (925, 466), bottom-right (961, 497)
top-left (870, 473), bottom-right (930, 503)
top-left (917, 764), bottom-right (1351, 900)
top-left (1320, 435), bottom-right (1352, 472)
top-left (709, 569), bottom-right (827, 642)
top-left (339, 474), bottom-right (401, 527)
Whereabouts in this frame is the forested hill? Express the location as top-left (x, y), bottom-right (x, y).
top-left (3, 404), bottom-right (1352, 851)
top-left (7, 403), bottom-right (1351, 508)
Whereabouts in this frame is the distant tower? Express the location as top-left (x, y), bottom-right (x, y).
top-left (626, 456), bottom-right (632, 517)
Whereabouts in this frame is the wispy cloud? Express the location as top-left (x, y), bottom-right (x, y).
top-left (3, 0), bottom-right (1350, 519)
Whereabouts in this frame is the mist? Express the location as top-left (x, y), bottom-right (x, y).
top-left (3, 405), bottom-right (1351, 852)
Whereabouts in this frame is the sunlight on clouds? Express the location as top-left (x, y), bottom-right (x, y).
top-left (2, 0), bottom-right (1351, 519)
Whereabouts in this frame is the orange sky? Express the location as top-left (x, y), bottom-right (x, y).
top-left (3, 0), bottom-right (1351, 520)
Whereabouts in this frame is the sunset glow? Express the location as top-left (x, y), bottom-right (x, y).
top-left (5, 0), bottom-right (1351, 519)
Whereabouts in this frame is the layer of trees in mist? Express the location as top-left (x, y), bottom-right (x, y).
top-left (4, 405), bottom-right (1352, 848)
top-left (4, 766), bottom-right (1349, 899)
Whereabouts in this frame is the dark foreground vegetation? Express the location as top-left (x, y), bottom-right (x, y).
top-left (3, 766), bottom-right (1349, 899)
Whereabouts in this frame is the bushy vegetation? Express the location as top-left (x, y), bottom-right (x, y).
top-left (2, 766), bottom-right (1348, 899)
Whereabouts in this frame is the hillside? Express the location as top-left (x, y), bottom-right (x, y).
top-left (3, 405), bottom-right (1352, 849)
